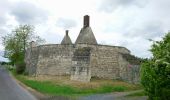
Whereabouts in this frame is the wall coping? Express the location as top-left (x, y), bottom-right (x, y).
top-left (28, 43), bottom-right (130, 53)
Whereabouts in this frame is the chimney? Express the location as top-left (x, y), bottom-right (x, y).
top-left (66, 30), bottom-right (69, 36)
top-left (83, 15), bottom-right (90, 28)
top-left (30, 41), bottom-right (36, 48)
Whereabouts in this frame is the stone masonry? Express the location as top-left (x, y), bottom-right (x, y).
top-left (25, 15), bottom-right (141, 83)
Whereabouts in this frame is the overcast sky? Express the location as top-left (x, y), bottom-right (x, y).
top-left (0, 0), bottom-right (170, 59)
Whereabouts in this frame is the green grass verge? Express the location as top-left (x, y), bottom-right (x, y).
top-left (11, 70), bottom-right (140, 97)
top-left (15, 76), bottom-right (127, 95)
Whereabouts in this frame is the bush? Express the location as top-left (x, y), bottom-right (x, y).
top-left (141, 32), bottom-right (170, 100)
top-left (6, 65), bottom-right (14, 71)
top-left (161, 88), bottom-right (170, 100)
top-left (16, 62), bottom-right (26, 74)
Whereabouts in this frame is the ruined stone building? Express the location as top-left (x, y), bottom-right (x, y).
top-left (25, 15), bottom-right (141, 83)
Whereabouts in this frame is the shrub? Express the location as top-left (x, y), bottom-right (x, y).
top-left (161, 88), bottom-right (170, 100)
top-left (141, 32), bottom-right (170, 100)
top-left (16, 62), bottom-right (26, 74)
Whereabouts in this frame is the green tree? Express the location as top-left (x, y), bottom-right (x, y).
top-left (141, 32), bottom-right (170, 100)
top-left (2, 25), bottom-right (45, 73)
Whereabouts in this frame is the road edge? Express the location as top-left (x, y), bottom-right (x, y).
top-left (8, 71), bottom-right (46, 100)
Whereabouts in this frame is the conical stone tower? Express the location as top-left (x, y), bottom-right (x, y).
top-left (75, 15), bottom-right (97, 45)
top-left (61, 30), bottom-right (72, 45)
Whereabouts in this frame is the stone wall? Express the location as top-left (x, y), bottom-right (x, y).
top-left (71, 47), bottom-right (91, 82)
top-left (25, 47), bottom-right (39, 75)
top-left (36, 44), bottom-right (73, 75)
top-left (25, 44), bottom-right (74, 76)
top-left (118, 54), bottom-right (140, 83)
top-left (75, 44), bottom-right (130, 54)
top-left (25, 43), bottom-right (140, 83)
top-left (90, 47), bottom-right (120, 79)
top-left (75, 44), bottom-right (130, 79)
top-left (118, 54), bottom-right (129, 81)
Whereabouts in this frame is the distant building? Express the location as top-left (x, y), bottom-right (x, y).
top-left (25, 15), bottom-right (141, 83)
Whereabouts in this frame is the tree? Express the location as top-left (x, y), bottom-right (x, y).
top-left (2, 25), bottom-right (45, 72)
top-left (141, 32), bottom-right (170, 100)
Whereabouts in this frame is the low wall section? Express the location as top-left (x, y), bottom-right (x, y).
top-left (36, 44), bottom-right (74, 75)
top-left (25, 43), bottom-right (138, 82)
top-left (76, 44), bottom-right (130, 79)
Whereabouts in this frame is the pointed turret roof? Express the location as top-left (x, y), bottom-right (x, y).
top-left (75, 15), bottom-right (97, 45)
top-left (61, 30), bottom-right (72, 45)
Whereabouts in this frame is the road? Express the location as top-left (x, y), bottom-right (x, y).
top-left (0, 65), bottom-right (147, 100)
top-left (79, 91), bottom-right (147, 100)
top-left (0, 65), bottom-right (37, 100)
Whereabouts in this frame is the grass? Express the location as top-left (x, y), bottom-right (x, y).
top-left (11, 70), bottom-right (142, 97)
top-left (18, 78), bottom-right (78, 95)
top-left (15, 76), bottom-right (127, 95)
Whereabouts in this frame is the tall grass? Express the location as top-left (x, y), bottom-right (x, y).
top-left (11, 70), bottom-right (141, 96)
top-left (15, 76), bottom-right (128, 96)
top-left (17, 76), bottom-right (127, 95)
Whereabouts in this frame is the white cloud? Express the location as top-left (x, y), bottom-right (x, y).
top-left (10, 1), bottom-right (48, 24)
top-left (98, 0), bottom-right (148, 12)
top-left (0, 0), bottom-right (170, 59)
top-left (56, 18), bottom-right (77, 29)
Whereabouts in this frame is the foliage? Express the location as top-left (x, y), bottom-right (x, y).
top-left (0, 61), bottom-right (9, 65)
top-left (121, 53), bottom-right (143, 65)
top-left (2, 25), bottom-right (45, 73)
top-left (16, 62), bottom-right (26, 74)
top-left (73, 47), bottom-right (91, 56)
top-left (3, 64), bottom-right (14, 71)
top-left (141, 32), bottom-right (170, 100)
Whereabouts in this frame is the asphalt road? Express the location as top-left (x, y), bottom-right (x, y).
top-left (79, 92), bottom-right (147, 100)
top-left (0, 65), bottom-right (37, 100)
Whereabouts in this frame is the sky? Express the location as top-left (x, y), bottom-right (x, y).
top-left (0, 0), bottom-right (170, 60)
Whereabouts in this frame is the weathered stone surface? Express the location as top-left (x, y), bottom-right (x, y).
top-left (25, 15), bottom-right (140, 83)
top-left (26, 44), bottom-right (73, 76)
top-left (25, 47), bottom-right (39, 76)
top-left (75, 15), bottom-right (97, 45)
top-left (25, 43), bottom-right (138, 82)
top-left (75, 27), bottom-right (97, 45)
top-left (71, 47), bottom-right (91, 82)
top-left (61, 30), bottom-right (72, 45)
top-left (83, 15), bottom-right (90, 28)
